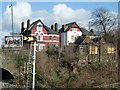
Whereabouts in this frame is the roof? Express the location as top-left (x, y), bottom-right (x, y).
top-left (43, 25), bottom-right (58, 34)
top-left (22, 19), bottom-right (58, 35)
top-left (80, 27), bottom-right (95, 36)
top-left (59, 21), bottom-right (95, 36)
top-left (74, 35), bottom-right (86, 45)
top-left (82, 37), bottom-right (93, 43)
top-left (59, 22), bottom-right (82, 33)
top-left (75, 35), bottom-right (93, 45)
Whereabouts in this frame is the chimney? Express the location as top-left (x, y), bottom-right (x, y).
top-left (51, 24), bottom-right (54, 30)
top-left (55, 23), bottom-right (58, 32)
top-left (21, 22), bottom-right (24, 33)
top-left (27, 19), bottom-right (30, 30)
top-left (90, 28), bottom-right (94, 33)
top-left (62, 25), bottom-right (64, 32)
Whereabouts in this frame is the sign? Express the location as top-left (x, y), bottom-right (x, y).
top-left (23, 36), bottom-right (37, 42)
top-left (23, 36), bottom-right (28, 40)
top-left (4, 35), bottom-right (23, 47)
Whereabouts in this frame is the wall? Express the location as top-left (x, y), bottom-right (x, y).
top-left (63, 43), bottom-right (117, 66)
top-left (1, 60), bottom-right (19, 75)
top-left (78, 43), bottom-right (117, 65)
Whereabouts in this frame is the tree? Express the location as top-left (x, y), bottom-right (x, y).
top-left (102, 31), bottom-right (115, 44)
top-left (91, 8), bottom-right (117, 41)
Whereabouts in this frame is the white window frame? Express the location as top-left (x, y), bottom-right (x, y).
top-left (40, 35), bottom-right (43, 41)
top-left (37, 25), bottom-right (43, 31)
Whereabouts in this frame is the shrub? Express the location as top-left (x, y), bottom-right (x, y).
top-left (46, 44), bottom-right (58, 57)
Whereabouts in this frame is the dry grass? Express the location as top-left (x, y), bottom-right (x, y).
top-left (1, 44), bottom-right (118, 88)
top-left (35, 50), bottom-right (118, 88)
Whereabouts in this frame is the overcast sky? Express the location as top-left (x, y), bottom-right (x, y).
top-left (0, 1), bottom-right (119, 47)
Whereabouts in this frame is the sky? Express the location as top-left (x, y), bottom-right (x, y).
top-left (0, 1), bottom-right (119, 47)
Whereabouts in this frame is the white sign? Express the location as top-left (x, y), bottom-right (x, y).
top-left (4, 35), bottom-right (23, 47)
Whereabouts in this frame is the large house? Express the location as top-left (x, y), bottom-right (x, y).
top-left (59, 22), bottom-right (82, 47)
top-left (21, 19), bottom-right (59, 51)
top-left (59, 22), bottom-right (96, 48)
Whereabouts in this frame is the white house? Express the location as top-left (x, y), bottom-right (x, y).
top-left (59, 22), bottom-right (83, 48)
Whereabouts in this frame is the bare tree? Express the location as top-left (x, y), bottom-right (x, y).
top-left (91, 8), bottom-right (117, 41)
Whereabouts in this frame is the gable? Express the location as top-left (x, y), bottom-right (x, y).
top-left (31, 25), bottom-right (48, 35)
top-left (72, 24), bottom-right (78, 28)
top-left (31, 20), bottom-right (57, 35)
top-left (42, 26), bottom-right (48, 34)
top-left (36, 21), bottom-right (43, 26)
top-left (68, 24), bottom-right (81, 32)
top-left (35, 25), bottom-right (48, 35)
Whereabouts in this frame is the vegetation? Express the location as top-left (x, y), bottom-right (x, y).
top-left (1, 45), bottom-right (29, 87)
top-left (1, 43), bottom-right (119, 88)
top-left (91, 8), bottom-right (117, 41)
top-left (35, 46), bottom-right (118, 88)
top-left (46, 44), bottom-right (58, 57)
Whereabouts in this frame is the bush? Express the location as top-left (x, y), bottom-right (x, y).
top-left (46, 44), bottom-right (58, 57)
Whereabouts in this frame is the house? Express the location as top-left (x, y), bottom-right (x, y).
top-left (59, 22), bottom-right (96, 48)
top-left (59, 22), bottom-right (83, 48)
top-left (21, 19), bottom-right (59, 51)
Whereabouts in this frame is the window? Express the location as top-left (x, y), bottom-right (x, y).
top-left (107, 47), bottom-right (115, 54)
top-left (72, 28), bottom-right (77, 32)
top-left (89, 46), bottom-right (98, 54)
top-left (74, 36), bottom-right (77, 41)
top-left (37, 26), bottom-right (42, 31)
top-left (40, 35), bottom-right (43, 41)
top-left (54, 36), bottom-right (56, 41)
top-left (49, 36), bottom-right (52, 41)
top-left (71, 36), bottom-right (74, 41)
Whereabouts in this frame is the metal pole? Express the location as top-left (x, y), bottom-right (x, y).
top-left (32, 41), bottom-right (36, 89)
top-left (9, 4), bottom-right (14, 43)
top-left (11, 4), bottom-right (14, 36)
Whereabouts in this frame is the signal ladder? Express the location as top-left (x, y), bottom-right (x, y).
top-left (26, 44), bottom-right (33, 89)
